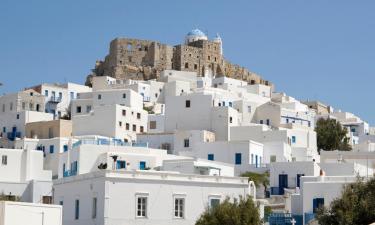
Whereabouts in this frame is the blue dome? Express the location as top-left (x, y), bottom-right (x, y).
top-left (187, 29), bottom-right (206, 37)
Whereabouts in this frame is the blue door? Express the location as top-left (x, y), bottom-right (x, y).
top-left (139, 161), bottom-right (146, 170)
top-left (279, 174), bottom-right (288, 195)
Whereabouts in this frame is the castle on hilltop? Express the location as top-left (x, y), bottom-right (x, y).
top-left (87, 29), bottom-right (271, 86)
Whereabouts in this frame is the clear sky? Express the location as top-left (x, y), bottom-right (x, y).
top-left (0, 0), bottom-right (374, 124)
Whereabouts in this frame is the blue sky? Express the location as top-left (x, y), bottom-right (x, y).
top-left (0, 0), bottom-right (374, 124)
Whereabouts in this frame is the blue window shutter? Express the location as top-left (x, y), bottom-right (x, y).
top-left (139, 161), bottom-right (146, 170)
top-left (63, 145), bottom-right (68, 152)
top-left (49, 145), bottom-right (54, 153)
top-left (208, 154), bottom-right (214, 161)
top-left (235, 153), bottom-right (242, 165)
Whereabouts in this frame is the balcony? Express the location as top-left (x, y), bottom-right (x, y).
top-left (48, 96), bottom-right (62, 103)
top-left (270, 186), bottom-right (284, 195)
top-left (71, 138), bottom-right (148, 149)
top-left (7, 131), bottom-right (21, 141)
top-left (63, 169), bottom-right (77, 178)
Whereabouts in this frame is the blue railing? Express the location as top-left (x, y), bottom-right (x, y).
top-left (7, 131), bottom-right (21, 141)
top-left (71, 139), bottom-right (148, 149)
top-left (270, 187), bottom-right (283, 195)
top-left (63, 170), bottom-right (77, 177)
top-left (268, 213), bottom-right (294, 225)
top-left (304, 212), bottom-right (315, 224)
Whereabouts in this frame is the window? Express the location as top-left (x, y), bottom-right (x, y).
top-left (184, 139), bottom-right (189, 148)
top-left (208, 154), bottom-right (214, 161)
top-left (76, 106), bottom-right (82, 113)
top-left (70, 92), bottom-right (74, 99)
top-left (75, 199), bottom-right (79, 220)
top-left (86, 105), bottom-right (92, 113)
top-left (2, 127), bottom-right (6, 133)
top-left (292, 136), bottom-right (296, 143)
top-left (185, 62), bottom-right (189, 69)
top-left (16, 114), bottom-right (19, 119)
top-left (194, 64), bottom-right (198, 70)
top-left (63, 145), bottom-right (68, 152)
top-left (140, 126), bottom-right (144, 133)
top-left (116, 160), bottom-right (126, 169)
top-left (123, 93), bottom-right (126, 98)
top-left (137, 113), bottom-right (141, 119)
top-left (136, 196), bottom-right (147, 217)
top-left (235, 153), bottom-right (242, 165)
top-left (149, 121), bottom-right (156, 129)
top-left (119, 121), bottom-right (122, 127)
top-left (126, 123), bottom-right (130, 130)
top-left (1, 155), bottom-right (7, 165)
top-left (266, 119), bottom-right (270, 125)
top-left (260, 120), bottom-right (263, 124)
top-left (10, 102), bottom-right (13, 111)
top-left (122, 110), bottom-right (126, 116)
top-left (49, 145), bottom-right (54, 154)
top-left (208, 55), bottom-right (211, 60)
top-left (92, 197), bottom-right (97, 219)
top-left (132, 124), bottom-right (136, 132)
top-left (229, 117), bottom-right (233, 123)
top-left (248, 106), bottom-right (252, 112)
top-left (59, 92), bottom-right (62, 100)
top-left (185, 100), bottom-right (191, 108)
top-left (251, 154), bottom-right (254, 164)
top-left (45, 90), bottom-right (48, 96)
top-left (313, 198), bottom-right (324, 213)
top-left (139, 161), bottom-right (146, 170)
top-left (42, 196), bottom-right (52, 204)
top-left (209, 198), bottom-right (220, 209)
top-left (98, 94), bottom-right (102, 100)
top-left (174, 197), bottom-right (185, 218)
top-left (59, 201), bottom-right (63, 206)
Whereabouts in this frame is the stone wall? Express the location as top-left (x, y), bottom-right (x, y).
top-left (87, 37), bottom-right (272, 87)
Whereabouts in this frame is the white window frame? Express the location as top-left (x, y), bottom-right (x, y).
top-left (1, 155), bottom-right (7, 165)
top-left (135, 193), bottom-right (148, 218)
top-left (173, 195), bottom-right (186, 219)
top-left (208, 195), bottom-right (221, 209)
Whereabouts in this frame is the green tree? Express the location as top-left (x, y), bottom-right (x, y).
top-left (241, 171), bottom-right (269, 195)
top-left (316, 177), bottom-right (375, 225)
top-left (195, 196), bottom-right (261, 225)
top-left (315, 118), bottom-right (351, 152)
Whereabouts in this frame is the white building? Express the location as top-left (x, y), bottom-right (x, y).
top-left (0, 201), bottom-right (62, 225)
top-left (0, 148), bottom-right (52, 203)
top-left (230, 124), bottom-right (318, 163)
top-left (27, 82), bottom-right (92, 119)
top-left (71, 89), bottom-right (147, 141)
top-left (53, 170), bottom-right (254, 225)
top-left (0, 89), bottom-right (53, 145)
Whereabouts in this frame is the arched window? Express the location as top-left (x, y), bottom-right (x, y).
top-left (185, 63), bottom-right (189, 69)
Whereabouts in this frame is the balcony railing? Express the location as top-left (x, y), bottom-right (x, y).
top-left (72, 139), bottom-right (148, 149)
top-left (7, 131), bottom-right (21, 141)
top-left (63, 169), bottom-right (77, 178)
top-left (270, 186), bottom-right (284, 195)
top-left (48, 96), bottom-right (62, 103)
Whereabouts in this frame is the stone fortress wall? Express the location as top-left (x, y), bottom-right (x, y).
top-left (87, 29), bottom-right (271, 86)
